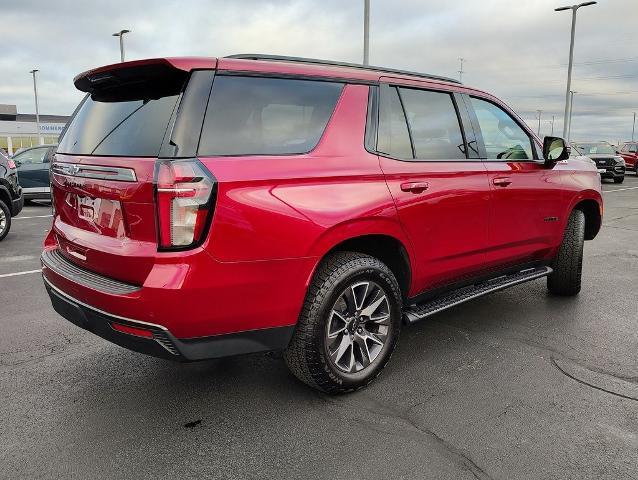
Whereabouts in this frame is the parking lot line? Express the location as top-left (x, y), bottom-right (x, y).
top-left (14, 215), bottom-right (53, 220)
top-left (602, 186), bottom-right (638, 194)
top-left (0, 269), bottom-right (41, 279)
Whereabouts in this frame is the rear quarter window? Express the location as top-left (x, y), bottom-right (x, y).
top-left (197, 76), bottom-right (344, 156)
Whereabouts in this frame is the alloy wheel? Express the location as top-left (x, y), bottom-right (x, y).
top-left (325, 280), bottom-right (391, 373)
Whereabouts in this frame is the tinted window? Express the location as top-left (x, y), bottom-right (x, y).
top-left (470, 97), bottom-right (533, 160)
top-left (630, 145), bottom-right (638, 153)
top-left (377, 86), bottom-right (413, 159)
top-left (399, 88), bottom-right (465, 160)
top-left (57, 94), bottom-right (179, 156)
top-left (198, 76), bottom-right (343, 156)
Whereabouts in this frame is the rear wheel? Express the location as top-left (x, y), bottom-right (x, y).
top-left (284, 252), bottom-right (402, 394)
top-left (614, 176), bottom-right (624, 184)
top-left (0, 200), bottom-right (11, 241)
top-left (547, 209), bottom-right (585, 296)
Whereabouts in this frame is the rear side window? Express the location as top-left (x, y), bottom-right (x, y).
top-left (377, 86), bottom-right (413, 159)
top-left (57, 95), bottom-right (179, 157)
top-left (198, 76), bottom-right (343, 156)
top-left (398, 88), bottom-right (466, 160)
top-left (470, 97), bottom-right (533, 160)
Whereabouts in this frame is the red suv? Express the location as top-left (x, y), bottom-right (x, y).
top-left (42, 55), bottom-right (603, 393)
top-left (619, 142), bottom-right (638, 174)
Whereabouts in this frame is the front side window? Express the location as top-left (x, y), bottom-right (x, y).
top-left (470, 97), bottom-right (533, 160)
top-left (14, 147), bottom-right (48, 164)
top-left (377, 86), bottom-right (413, 159)
top-left (198, 76), bottom-right (343, 156)
top-left (399, 88), bottom-right (466, 160)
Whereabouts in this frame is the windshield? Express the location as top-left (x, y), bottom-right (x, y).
top-left (573, 143), bottom-right (616, 155)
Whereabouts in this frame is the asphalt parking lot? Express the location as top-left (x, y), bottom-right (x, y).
top-left (1, 177), bottom-right (637, 480)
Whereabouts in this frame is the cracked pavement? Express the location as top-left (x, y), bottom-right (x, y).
top-left (1, 178), bottom-right (637, 480)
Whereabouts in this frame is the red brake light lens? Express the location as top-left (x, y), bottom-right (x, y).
top-left (7, 159), bottom-right (16, 169)
top-left (155, 159), bottom-right (216, 250)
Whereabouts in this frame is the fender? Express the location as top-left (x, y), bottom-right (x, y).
top-left (303, 215), bottom-right (416, 291)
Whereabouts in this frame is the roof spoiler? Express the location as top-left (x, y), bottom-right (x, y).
top-left (74, 58), bottom-right (217, 101)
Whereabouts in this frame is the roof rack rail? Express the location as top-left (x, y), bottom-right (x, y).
top-left (225, 54), bottom-right (462, 85)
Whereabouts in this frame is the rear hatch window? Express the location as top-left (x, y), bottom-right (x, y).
top-left (57, 94), bottom-right (180, 157)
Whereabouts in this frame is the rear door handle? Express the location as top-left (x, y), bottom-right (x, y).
top-left (492, 177), bottom-right (512, 187)
top-left (400, 181), bottom-right (429, 193)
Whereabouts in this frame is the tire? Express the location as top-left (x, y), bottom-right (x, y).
top-left (284, 252), bottom-right (402, 394)
top-left (547, 209), bottom-right (585, 296)
top-left (0, 199), bottom-right (11, 242)
top-left (614, 176), bottom-right (624, 184)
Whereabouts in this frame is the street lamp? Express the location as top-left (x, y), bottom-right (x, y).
top-left (112, 29), bottom-right (131, 62)
top-left (555, 1), bottom-right (597, 138)
top-left (363, 0), bottom-right (370, 65)
top-left (537, 110), bottom-right (542, 136)
top-left (567, 90), bottom-right (577, 142)
top-left (29, 69), bottom-right (42, 146)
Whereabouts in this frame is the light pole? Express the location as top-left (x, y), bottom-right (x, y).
top-left (29, 69), bottom-right (42, 146)
top-left (632, 112), bottom-right (636, 142)
top-left (363, 0), bottom-right (370, 65)
top-left (458, 58), bottom-right (465, 83)
top-left (112, 29), bottom-right (131, 62)
top-left (567, 90), bottom-right (576, 142)
top-left (537, 110), bottom-right (542, 136)
top-left (550, 115), bottom-right (555, 135)
top-left (555, 2), bottom-right (596, 139)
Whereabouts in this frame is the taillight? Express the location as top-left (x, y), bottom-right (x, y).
top-left (155, 159), bottom-right (216, 250)
top-left (7, 159), bottom-right (16, 169)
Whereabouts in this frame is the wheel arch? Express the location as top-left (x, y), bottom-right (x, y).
top-left (306, 220), bottom-right (415, 300)
top-left (573, 197), bottom-right (602, 240)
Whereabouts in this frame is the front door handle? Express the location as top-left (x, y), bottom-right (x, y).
top-left (400, 181), bottom-right (429, 193)
top-left (492, 177), bottom-right (512, 187)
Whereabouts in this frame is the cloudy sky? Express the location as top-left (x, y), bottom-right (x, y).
top-left (2, 0), bottom-right (637, 142)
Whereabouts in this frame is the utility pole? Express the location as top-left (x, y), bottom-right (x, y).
top-left (363, 0), bottom-right (370, 66)
top-left (632, 112), bottom-right (636, 142)
top-left (567, 91), bottom-right (576, 142)
top-left (29, 69), bottom-right (42, 145)
top-left (537, 110), bottom-right (542, 136)
top-left (555, 2), bottom-right (597, 138)
top-left (112, 29), bottom-right (131, 62)
top-left (458, 58), bottom-right (465, 82)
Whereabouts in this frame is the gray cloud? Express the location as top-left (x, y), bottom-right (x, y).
top-left (1, 0), bottom-right (636, 141)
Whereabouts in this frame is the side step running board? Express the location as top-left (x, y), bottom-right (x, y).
top-left (403, 266), bottom-right (552, 324)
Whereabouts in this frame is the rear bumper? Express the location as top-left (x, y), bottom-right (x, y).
top-left (43, 276), bottom-right (294, 361)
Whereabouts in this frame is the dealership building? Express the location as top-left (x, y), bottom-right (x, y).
top-left (0, 104), bottom-right (70, 155)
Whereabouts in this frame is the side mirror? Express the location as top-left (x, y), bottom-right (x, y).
top-left (14, 159), bottom-right (22, 168)
top-left (543, 136), bottom-right (569, 165)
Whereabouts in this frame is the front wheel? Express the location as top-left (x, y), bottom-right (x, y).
top-left (547, 209), bottom-right (585, 296)
top-left (614, 176), bottom-right (624, 184)
top-left (0, 200), bottom-right (11, 241)
top-left (284, 252), bottom-right (402, 394)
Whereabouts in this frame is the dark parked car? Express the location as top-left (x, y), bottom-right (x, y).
top-left (571, 142), bottom-right (625, 183)
top-left (0, 150), bottom-right (24, 240)
top-left (12, 145), bottom-right (55, 201)
top-left (42, 56), bottom-right (602, 393)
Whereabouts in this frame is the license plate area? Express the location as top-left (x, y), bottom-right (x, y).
top-left (64, 193), bottom-right (126, 238)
